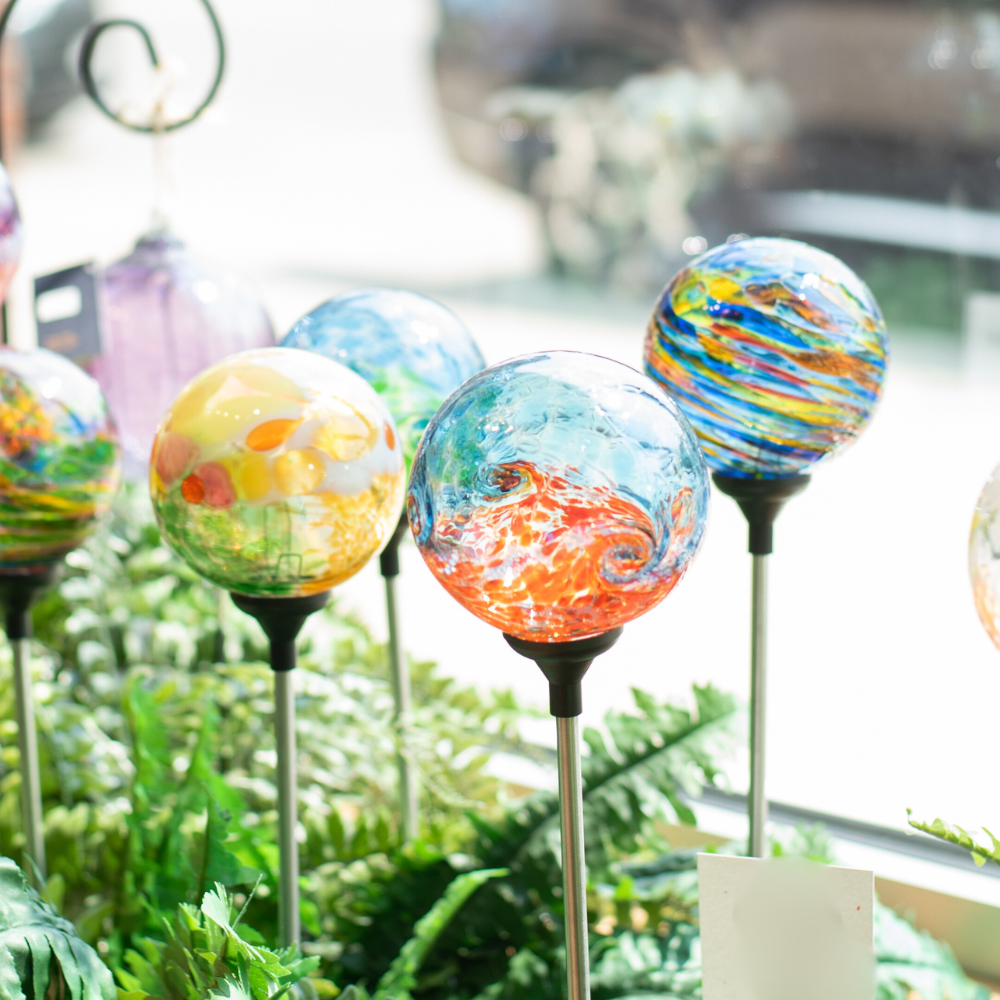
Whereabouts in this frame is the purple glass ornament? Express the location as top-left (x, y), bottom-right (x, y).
top-left (90, 232), bottom-right (275, 476)
top-left (0, 160), bottom-right (23, 304)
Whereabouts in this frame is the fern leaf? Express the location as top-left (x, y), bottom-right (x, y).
top-left (907, 811), bottom-right (1000, 869)
top-left (477, 685), bottom-right (738, 872)
top-left (373, 868), bottom-right (508, 1000)
top-left (0, 857), bottom-right (116, 1000)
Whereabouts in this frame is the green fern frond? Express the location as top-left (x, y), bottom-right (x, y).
top-left (906, 811), bottom-right (1000, 869)
top-left (0, 857), bottom-right (116, 1000)
top-left (115, 882), bottom-right (326, 999)
top-left (373, 868), bottom-right (509, 1000)
top-left (476, 684), bottom-right (739, 872)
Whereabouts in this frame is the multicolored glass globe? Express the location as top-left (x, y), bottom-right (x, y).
top-left (0, 347), bottom-right (121, 573)
top-left (281, 289), bottom-right (485, 473)
top-left (150, 347), bottom-right (405, 597)
top-left (969, 461), bottom-right (1000, 651)
top-left (0, 161), bottom-right (22, 304)
top-left (644, 237), bottom-right (888, 478)
top-left (407, 351), bottom-right (709, 642)
top-left (92, 232), bottom-right (274, 476)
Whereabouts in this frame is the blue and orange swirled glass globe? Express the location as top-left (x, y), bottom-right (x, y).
top-left (0, 347), bottom-right (121, 573)
top-left (644, 237), bottom-right (888, 478)
top-left (407, 351), bottom-right (710, 642)
top-left (282, 289), bottom-right (485, 474)
top-left (149, 347), bottom-right (405, 597)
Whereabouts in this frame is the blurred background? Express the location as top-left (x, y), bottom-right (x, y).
top-left (3, 0), bottom-right (1000, 911)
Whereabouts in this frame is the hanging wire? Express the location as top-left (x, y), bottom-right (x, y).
top-left (0, 0), bottom-right (227, 341)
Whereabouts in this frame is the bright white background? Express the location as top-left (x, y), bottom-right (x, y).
top-left (6, 0), bottom-right (1000, 858)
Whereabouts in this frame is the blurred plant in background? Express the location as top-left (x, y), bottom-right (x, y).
top-left (493, 67), bottom-right (791, 290)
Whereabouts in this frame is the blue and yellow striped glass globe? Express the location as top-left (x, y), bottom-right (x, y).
top-left (644, 238), bottom-right (888, 478)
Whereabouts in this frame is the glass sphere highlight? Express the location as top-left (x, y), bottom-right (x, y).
top-left (0, 161), bottom-right (22, 305)
top-left (282, 288), bottom-right (485, 472)
top-left (407, 351), bottom-right (709, 642)
top-left (644, 237), bottom-right (888, 478)
top-left (150, 348), bottom-right (405, 597)
top-left (0, 347), bottom-right (121, 573)
top-left (92, 232), bottom-right (275, 477)
top-left (970, 461), bottom-right (1000, 651)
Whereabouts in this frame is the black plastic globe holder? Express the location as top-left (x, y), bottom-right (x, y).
top-left (230, 590), bottom-right (331, 947)
top-left (0, 565), bottom-right (59, 883)
top-left (712, 473), bottom-right (810, 858)
top-left (378, 513), bottom-right (418, 840)
top-left (504, 627), bottom-right (624, 1000)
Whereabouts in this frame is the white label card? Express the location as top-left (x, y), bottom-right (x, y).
top-left (698, 853), bottom-right (875, 1000)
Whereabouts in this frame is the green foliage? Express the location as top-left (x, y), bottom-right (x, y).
top-left (0, 486), bottom-right (535, 962)
top-left (371, 869), bottom-right (508, 1000)
top-left (590, 845), bottom-right (990, 1000)
top-left (874, 899), bottom-right (989, 1000)
top-left (0, 856), bottom-right (115, 1000)
top-left (114, 882), bottom-right (330, 1000)
top-left (320, 684), bottom-right (739, 1000)
top-left (907, 811), bottom-right (1000, 869)
top-left (0, 484), bottom-right (990, 1000)
top-left (768, 823), bottom-right (836, 864)
top-left (588, 849), bottom-right (702, 1000)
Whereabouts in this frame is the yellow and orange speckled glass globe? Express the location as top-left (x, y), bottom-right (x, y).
top-left (149, 347), bottom-right (405, 597)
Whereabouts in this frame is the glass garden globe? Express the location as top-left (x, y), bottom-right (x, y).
top-left (407, 351), bottom-right (710, 642)
top-left (282, 288), bottom-right (485, 473)
top-left (0, 161), bottom-right (22, 305)
top-left (970, 461), bottom-right (1000, 651)
top-left (93, 232), bottom-right (275, 476)
top-left (0, 347), bottom-right (121, 573)
top-left (150, 347), bottom-right (405, 597)
top-left (644, 237), bottom-right (888, 478)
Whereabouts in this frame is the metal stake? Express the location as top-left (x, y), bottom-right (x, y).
top-left (557, 716), bottom-right (588, 1000)
top-left (504, 627), bottom-right (623, 1000)
top-left (230, 590), bottom-right (330, 948)
top-left (749, 554), bottom-right (768, 858)
top-left (1, 570), bottom-right (56, 883)
top-left (380, 515), bottom-right (419, 840)
top-left (13, 637), bottom-right (45, 878)
top-left (385, 573), bottom-right (418, 840)
top-left (274, 668), bottom-right (299, 946)
top-left (712, 472), bottom-right (809, 861)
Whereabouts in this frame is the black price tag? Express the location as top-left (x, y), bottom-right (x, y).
top-left (34, 263), bottom-right (101, 360)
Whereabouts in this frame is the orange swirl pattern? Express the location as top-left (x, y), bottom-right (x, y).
top-left (418, 462), bottom-right (698, 640)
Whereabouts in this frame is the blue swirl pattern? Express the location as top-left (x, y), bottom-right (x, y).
top-left (644, 238), bottom-right (888, 477)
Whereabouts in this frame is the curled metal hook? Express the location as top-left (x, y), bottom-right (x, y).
top-left (79, 0), bottom-right (226, 133)
top-left (0, 0), bottom-right (225, 146)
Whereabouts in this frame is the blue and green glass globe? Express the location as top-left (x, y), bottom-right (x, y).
top-left (407, 351), bottom-right (710, 642)
top-left (282, 289), bottom-right (485, 474)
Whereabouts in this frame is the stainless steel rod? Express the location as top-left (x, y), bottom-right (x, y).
top-left (13, 637), bottom-right (45, 879)
top-left (274, 669), bottom-right (300, 946)
top-left (385, 575), bottom-right (418, 841)
top-left (556, 715), bottom-right (589, 1000)
top-left (749, 553), bottom-right (769, 858)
